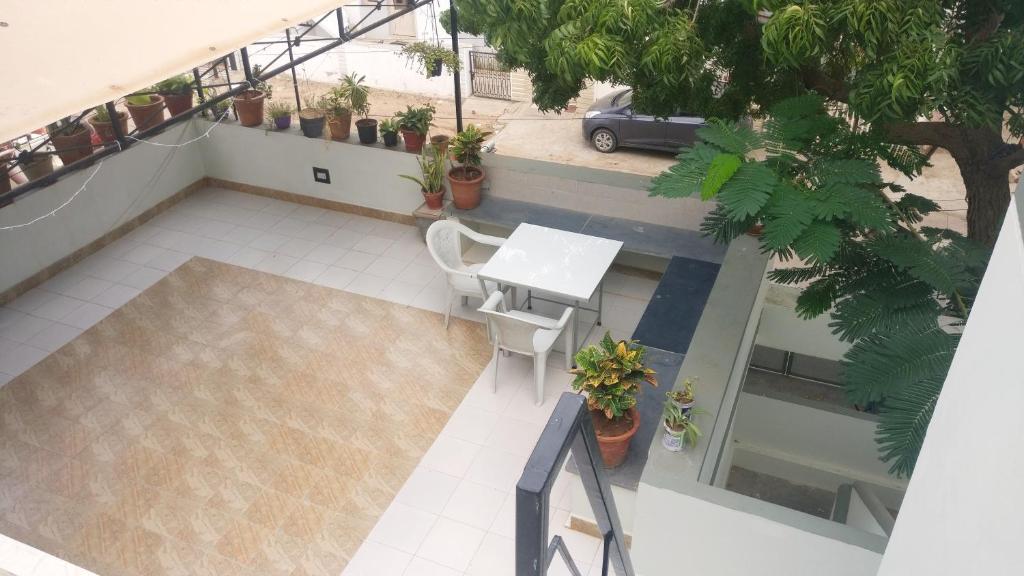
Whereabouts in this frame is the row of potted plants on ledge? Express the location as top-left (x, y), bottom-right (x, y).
top-left (567, 333), bottom-right (705, 468)
top-left (400, 124), bottom-right (491, 210)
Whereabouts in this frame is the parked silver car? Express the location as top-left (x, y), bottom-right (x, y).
top-left (582, 89), bottom-right (705, 153)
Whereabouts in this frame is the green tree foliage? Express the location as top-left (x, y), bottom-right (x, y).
top-left (447, 0), bottom-right (1024, 245)
top-left (651, 95), bottom-right (989, 477)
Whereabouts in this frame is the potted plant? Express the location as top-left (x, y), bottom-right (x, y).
top-left (447, 124), bottom-right (491, 209)
top-left (204, 89), bottom-right (232, 121)
top-left (570, 333), bottom-right (658, 468)
top-left (88, 105), bottom-right (129, 144)
top-left (124, 93), bottom-right (166, 131)
top-left (299, 95), bottom-right (327, 138)
top-left (47, 117), bottom-right (93, 165)
top-left (430, 134), bottom-right (450, 156)
top-left (380, 118), bottom-right (400, 147)
top-left (346, 74), bottom-right (377, 144)
top-left (395, 104), bottom-right (435, 153)
top-left (266, 102), bottom-right (293, 130)
top-left (399, 145), bottom-right (446, 209)
top-left (666, 377), bottom-right (696, 413)
top-left (401, 42), bottom-right (461, 78)
top-left (661, 399), bottom-right (705, 453)
top-left (15, 148), bottom-right (54, 182)
top-left (234, 66), bottom-right (271, 127)
top-left (154, 74), bottom-right (194, 116)
top-left (325, 84), bottom-right (353, 142)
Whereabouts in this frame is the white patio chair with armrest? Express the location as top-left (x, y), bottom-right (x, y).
top-left (426, 219), bottom-right (514, 328)
top-left (479, 291), bottom-right (573, 405)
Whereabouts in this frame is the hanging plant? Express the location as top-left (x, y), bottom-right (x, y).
top-left (400, 42), bottom-right (460, 78)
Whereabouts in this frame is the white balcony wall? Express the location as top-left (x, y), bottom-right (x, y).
top-left (756, 284), bottom-right (851, 361)
top-left (0, 123), bottom-right (205, 295)
top-left (877, 192), bottom-right (1024, 575)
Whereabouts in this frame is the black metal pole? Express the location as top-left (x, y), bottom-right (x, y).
top-left (285, 28), bottom-right (303, 112)
top-left (239, 47), bottom-right (255, 85)
top-left (192, 68), bottom-right (206, 117)
top-left (105, 102), bottom-right (128, 150)
top-left (449, 3), bottom-right (464, 132)
top-left (336, 7), bottom-right (347, 39)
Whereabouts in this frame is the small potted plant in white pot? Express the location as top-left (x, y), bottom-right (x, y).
top-left (661, 398), bottom-right (705, 452)
top-left (666, 377), bottom-right (696, 414)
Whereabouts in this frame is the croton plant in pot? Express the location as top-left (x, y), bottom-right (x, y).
top-left (399, 145), bottom-right (446, 209)
top-left (571, 333), bottom-right (657, 468)
top-left (448, 124), bottom-right (491, 210)
top-left (395, 104), bottom-right (435, 153)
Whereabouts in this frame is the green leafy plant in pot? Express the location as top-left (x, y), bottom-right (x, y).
top-left (666, 377), bottom-right (696, 413)
top-left (448, 124), bottom-right (491, 209)
top-left (380, 118), bottom-right (400, 147)
top-left (571, 333), bottom-right (657, 468)
top-left (46, 116), bottom-right (93, 165)
top-left (399, 145), bottom-right (447, 209)
top-left (154, 74), bottom-right (195, 116)
top-left (88, 105), bottom-right (129, 144)
top-left (299, 95), bottom-right (327, 138)
top-left (661, 399), bottom-right (706, 453)
top-left (266, 102), bottom-right (294, 130)
top-left (345, 73), bottom-right (378, 145)
top-left (394, 104), bottom-right (435, 153)
top-left (400, 42), bottom-right (461, 78)
top-left (125, 93), bottom-right (166, 131)
top-left (234, 65), bottom-right (271, 127)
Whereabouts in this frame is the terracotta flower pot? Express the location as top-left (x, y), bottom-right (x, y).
top-left (593, 406), bottom-right (640, 468)
top-left (50, 125), bottom-right (94, 166)
top-left (746, 223), bottom-right (764, 236)
top-left (162, 92), bottom-right (194, 117)
top-left (328, 111), bottom-right (353, 141)
top-left (422, 188), bottom-right (444, 210)
top-left (431, 134), bottom-right (450, 157)
top-left (447, 166), bottom-right (485, 210)
top-left (88, 111), bottom-right (129, 144)
top-left (401, 129), bottom-right (426, 153)
top-left (19, 155), bottom-right (54, 182)
top-left (125, 94), bottom-right (166, 132)
top-left (233, 90), bottom-right (265, 127)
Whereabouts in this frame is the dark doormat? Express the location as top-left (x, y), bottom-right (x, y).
top-left (631, 256), bottom-right (721, 355)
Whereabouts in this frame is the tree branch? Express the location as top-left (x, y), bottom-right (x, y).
top-left (994, 143), bottom-right (1024, 173)
top-left (802, 68), bottom-right (850, 102)
top-left (882, 121), bottom-right (962, 150)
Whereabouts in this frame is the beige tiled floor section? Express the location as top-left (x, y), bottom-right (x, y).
top-left (0, 258), bottom-right (492, 575)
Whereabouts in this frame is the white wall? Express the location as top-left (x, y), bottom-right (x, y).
top-left (0, 123), bottom-right (206, 294)
top-left (756, 284), bottom-right (851, 360)
top-left (632, 483), bottom-right (883, 576)
top-left (731, 393), bottom-right (907, 498)
top-left (200, 122), bottom-right (426, 216)
top-left (877, 196), bottom-right (1024, 575)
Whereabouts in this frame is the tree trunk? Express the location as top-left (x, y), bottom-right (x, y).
top-left (960, 163), bottom-right (1012, 247)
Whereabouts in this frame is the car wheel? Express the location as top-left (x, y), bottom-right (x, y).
top-left (591, 128), bottom-right (617, 153)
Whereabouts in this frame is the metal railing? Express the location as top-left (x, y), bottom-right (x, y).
top-left (516, 392), bottom-right (633, 576)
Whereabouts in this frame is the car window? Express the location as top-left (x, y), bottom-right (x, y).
top-left (613, 90), bottom-right (633, 108)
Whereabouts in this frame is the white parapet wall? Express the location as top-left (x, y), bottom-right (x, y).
top-left (198, 120), bottom-right (713, 230)
top-left (0, 123), bottom-right (206, 296)
top-left (756, 283), bottom-right (851, 361)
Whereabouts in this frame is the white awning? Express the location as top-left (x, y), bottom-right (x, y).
top-left (0, 1), bottom-right (346, 143)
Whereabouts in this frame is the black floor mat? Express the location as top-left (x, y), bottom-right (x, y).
top-left (631, 256), bottom-right (721, 355)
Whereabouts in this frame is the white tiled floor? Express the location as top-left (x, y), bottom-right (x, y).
top-left (0, 186), bottom-right (659, 575)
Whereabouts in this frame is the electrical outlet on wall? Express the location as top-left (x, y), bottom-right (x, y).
top-left (312, 167), bottom-right (330, 184)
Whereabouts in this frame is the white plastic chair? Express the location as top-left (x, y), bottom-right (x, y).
top-left (426, 220), bottom-right (510, 328)
top-left (479, 291), bottom-right (573, 405)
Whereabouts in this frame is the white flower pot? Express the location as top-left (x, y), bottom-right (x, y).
top-left (661, 421), bottom-right (684, 452)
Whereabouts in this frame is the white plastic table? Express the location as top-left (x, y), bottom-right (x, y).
top-left (477, 223), bottom-right (623, 356)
